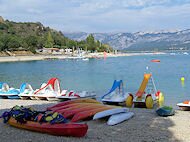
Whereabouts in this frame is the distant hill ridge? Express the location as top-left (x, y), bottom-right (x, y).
top-left (0, 16), bottom-right (112, 53)
top-left (63, 29), bottom-right (190, 51)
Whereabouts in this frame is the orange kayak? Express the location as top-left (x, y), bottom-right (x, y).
top-left (47, 98), bottom-right (99, 110)
top-left (71, 107), bottom-right (115, 122)
top-left (63, 104), bottom-right (107, 118)
top-left (56, 103), bottom-right (105, 114)
top-left (56, 105), bottom-right (90, 114)
top-left (52, 103), bottom-right (100, 112)
top-left (50, 103), bottom-right (82, 112)
top-left (7, 117), bottom-right (88, 137)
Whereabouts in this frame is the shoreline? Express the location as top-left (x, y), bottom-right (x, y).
top-left (0, 52), bottom-right (166, 63)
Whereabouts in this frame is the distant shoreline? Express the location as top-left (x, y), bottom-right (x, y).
top-left (0, 52), bottom-right (166, 63)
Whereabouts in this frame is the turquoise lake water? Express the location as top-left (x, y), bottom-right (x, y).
top-left (0, 53), bottom-right (190, 107)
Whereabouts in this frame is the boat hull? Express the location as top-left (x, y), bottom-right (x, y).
top-left (93, 108), bottom-right (129, 120)
top-left (107, 112), bottom-right (134, 126)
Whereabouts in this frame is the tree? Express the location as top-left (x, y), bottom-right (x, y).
top-left (86, 34), bottom-right (96, 51)
top-left (7, 36), bottom-right (21, 50)
top-left (25, 36), bottom-right (38, 47)
top-left (0, 41), bottom-right (4, 51)
top-left (67, 40), bottom-right (76, 48)
top-left (0, 34), bottom-right (11, 51)
top-left (45, 31), bottom-right (54, 48)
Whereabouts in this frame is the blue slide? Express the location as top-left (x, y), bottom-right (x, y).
top-left (101, 80), bottom-right (124, 99)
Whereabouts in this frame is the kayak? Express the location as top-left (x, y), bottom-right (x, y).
top-left (71, 106), bottom-right (115, 122)
top-left (93, 108), bottom-right (129, 120)
top-left (7, 117), bottom-right (88, 137)
top-left (56, 103), bottom-right (107, 114)
top-left (50, 103), bottom-right (82, 112)
top-left (63, 104), bottom-right (109, 118)
top-left (52, 102), bottom-right (102, 112)
top-left (156, 106), bottom-right (175, 116)
top-left (47, 98), bottom-right (100, 110)
top-left (56, 104), bottom-right (92, 114)
top-left (107, 112), bottom-right (134, 126)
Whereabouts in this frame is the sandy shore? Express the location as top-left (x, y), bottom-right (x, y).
top-left (0, 99), bottom-right (189, 142)
top-left (0, 52), bottom-right (165, 63)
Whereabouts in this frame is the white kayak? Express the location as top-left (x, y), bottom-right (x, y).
top-left (93, 108), bottom-right (129, 120)
top-left (107, 112), bottom-right (134, 126)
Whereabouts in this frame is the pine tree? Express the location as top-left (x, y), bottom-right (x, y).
top-left (45, 31), bottom-right (54, 48)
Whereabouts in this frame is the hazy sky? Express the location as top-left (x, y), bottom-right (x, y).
top-left (1, 0), bottom-right (190, 33)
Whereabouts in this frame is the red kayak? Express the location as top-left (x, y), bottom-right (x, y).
top-left (52, 103), bottom-right (99, 112)
top-left (51, 103), bottom-right (83, 112)
top-left (63, 104), bottom-right (107, 118)
top-left (8, 117), bottom-right (88, 137)
top-left (71, 107), bottom-right (115, 122)
top-left (56, 105), bottom-right (89, 114)
top-left (47, 98), bottom-right (99, 110)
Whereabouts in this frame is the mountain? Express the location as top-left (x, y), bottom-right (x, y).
top-left (63, 29), bottom-right (190, 51)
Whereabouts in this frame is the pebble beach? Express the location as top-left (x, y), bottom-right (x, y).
top-left (0, 99), bottom-right (190, 142)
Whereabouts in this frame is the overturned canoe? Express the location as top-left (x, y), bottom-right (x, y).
top-left (107, 112), bottom-right (134, 126)
top-left (7, 117), bottom-right (88, 137)
top-left (93, 108), bottom-right (129, 120)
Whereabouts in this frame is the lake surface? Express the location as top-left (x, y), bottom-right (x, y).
top-left (0, 53), bottom-right (190, 107)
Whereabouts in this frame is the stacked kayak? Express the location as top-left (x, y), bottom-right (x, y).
top-left (48, 99), bottom-right (134, 125)
top-left (177, 100), bottom-right (190, 111)
top-left (48, 98), bottom-right (117, 122)
top-left (0, 82), bottom-right (20, 99)
top-left (0, 105), bottom-right (88, 137)
top-left (93, 108), bottom-right (134, 126)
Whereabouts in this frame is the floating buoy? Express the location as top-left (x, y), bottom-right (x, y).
top-left (181, 77), bottom-right (185, 81)
top-left (151, 59), bottom-right (160, 62)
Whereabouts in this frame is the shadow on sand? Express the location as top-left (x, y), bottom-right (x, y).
top-left (0, 99), bottom-right (181, 142)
